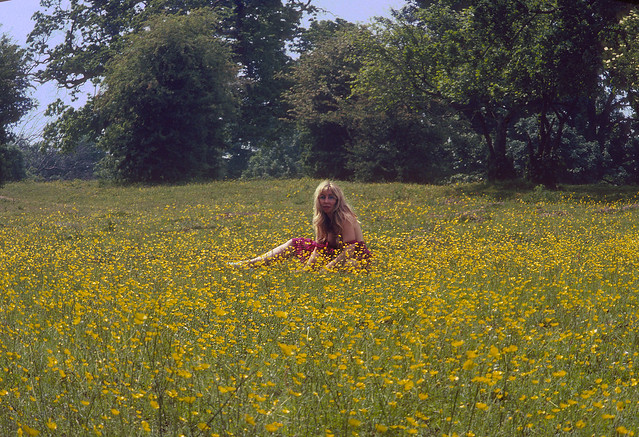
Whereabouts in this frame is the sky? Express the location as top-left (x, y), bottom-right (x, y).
top-left (0, 0), bottom-right (406, 140)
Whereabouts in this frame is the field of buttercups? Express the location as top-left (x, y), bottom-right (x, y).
top-left (1, 180), bottom-right (639, 436)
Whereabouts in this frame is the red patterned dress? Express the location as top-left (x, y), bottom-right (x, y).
top-left (289, 237), bottom-right (372, 264)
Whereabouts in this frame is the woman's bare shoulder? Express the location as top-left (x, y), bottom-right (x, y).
top-left (343, 214), bottom-right (364, 241)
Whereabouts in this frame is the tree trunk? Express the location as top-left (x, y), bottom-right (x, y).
top-left (486, 114), bottom-right (516, 181)
top-left (528, 110), bottom-right (560, 188)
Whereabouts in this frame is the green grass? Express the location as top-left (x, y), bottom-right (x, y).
top-left (1, 179), bottom-right (639, 436)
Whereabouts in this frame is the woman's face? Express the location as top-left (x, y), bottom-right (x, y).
top-left (318, 189), bottom-right (337, 214)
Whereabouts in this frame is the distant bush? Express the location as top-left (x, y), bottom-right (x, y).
top-left (21, 141), bottom-right (104, 181)
top-left (242, 136), bottom-right (301, 179)
top-left (0, 144), bottom-right (27, 182)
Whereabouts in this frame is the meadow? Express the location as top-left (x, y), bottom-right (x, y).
top-left (1, 179), bottom-right (639, 436)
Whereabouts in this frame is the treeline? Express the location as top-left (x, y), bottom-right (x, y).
top-left (2, 0), bottom-right (639, 186)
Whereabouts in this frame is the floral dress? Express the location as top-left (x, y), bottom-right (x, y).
top-left (289, 237), bottom-right (372, 264)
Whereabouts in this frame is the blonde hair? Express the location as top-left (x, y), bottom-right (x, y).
top-left (312, 180), bottom-right (357, 242)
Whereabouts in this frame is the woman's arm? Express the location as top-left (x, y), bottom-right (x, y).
top-left (324, 243), bottom-right (358, 270)
top-left (305, 247), bottom-right (322, 269)
top-left (324, 218), bottom-right (366, 271)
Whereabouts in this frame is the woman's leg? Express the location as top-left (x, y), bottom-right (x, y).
top-left (244, 239), bottom-right (296, 266)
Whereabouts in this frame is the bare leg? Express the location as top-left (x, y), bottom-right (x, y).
top-left (243, 239), bottom-right (296, 267)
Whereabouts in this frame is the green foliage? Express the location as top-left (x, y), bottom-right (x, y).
top-left (219, 0), bottom-right (317, 176)
top-left (242, 134), bottom-right (301, 179)
top-left (603, 8), bottom-right (639, 116)
top-left (23, 0), bottom-right (639, 185)
top-left (357, 3), bottom-right (518, 180)
top-left (95, 10), bottom-right (238, 182)
top-left (0, 34), bottom-right (33, 185)
top-left (295, 18), bottom-right (358, 52)
top-left (29, 0), bottom-right (315, 177)
top-left (0, 35), bottom-right (32, 145)
top-left (360, 0), bottom-right (624, 184)
top-left (0, 144), bottom-right (26, 182)
top-left (287, 21), bottom-right (476, 183)
top-left (572, 37), bottom-right (639, 185)
top-left (344, 107), bottom-right (454, 183)
top-left (222, 0), bottom-right (314, 146)
top-left (30, 0), bottom-right (149, 90)
top-left (286, 22), bottom-right (364, 179)
top-left (509, 116), bottom-right (613, 184)
top-left (20, 140), bottom-right (104, 181)
top-left (42, 99), bottom-right (102, 152)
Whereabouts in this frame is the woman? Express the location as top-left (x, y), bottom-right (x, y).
top-left (230, 180), bottom-right (371, 271)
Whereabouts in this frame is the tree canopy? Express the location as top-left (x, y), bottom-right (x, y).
top-left (95, 10), bottom-right (238, 182)
top-left (27, 0), bottom-right (314, 177)
top-left (0, 35), bottom-right (33, 145)
top-left (5, 0), bottom-right (639, 185)
top-left (355, 0), bottom-right (629, 184)
top-left (0, 34), bottom-right (33, 185)
top-left (287, 20), bottom-right (480, 183)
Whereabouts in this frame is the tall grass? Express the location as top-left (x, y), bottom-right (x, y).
top-left (1, 179), bottom-right (639, 436)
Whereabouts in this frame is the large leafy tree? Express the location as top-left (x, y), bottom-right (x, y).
top-left (0, 34), bottom-right (33, 185)
top-left (94, 10), bottom-right (237, 182)
top-left (29, 0), bottom-right (313, 174)
top-left (605, 8), bottom-right (639, 114)
top-left (30, 0), bottom-right (153, 91)
top-left (507, 0), bottom-right (621, 184)
top-left (223, 0), bottom-right (312, 138)
top-left (599, 7), bottom-right (639, 182)
top-left (216, 0), bottom-right (315, 176)
top-left (360, 0), bottom-right (623, 184)
top-left (287, 21), bottom-right (475, 182)
top-left (285, 21), bottom-right (362, 179)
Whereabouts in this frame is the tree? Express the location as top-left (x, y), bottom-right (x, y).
top-left (0, 34), bottom-right (33, 185)
top-left (287, 21), bottom-right (475, 183)
top-left (507, 0), bottom-right (621, 185)
top-left (285, 21), bottom-right (362, 179)
top-left (0, 144), bottom-right (27, 182)
top-left (95, 10), bottom-right (238, 182)
top-left (600, 7), bottom-right (639, 183)
top-left (29, 0), bottom-right (214, 89)
top-left (604, 8), bottom-right (639, 115)
top-left (343, 105), bottom-right (457, 183)
top-left (361, 0), bottom-right (623, 184)
top-left (18, 137), bottom-right (104, 181)
top-left (220, 0), bottom-right (316, 177)
top-left (29, 0), bottom-right (314, 176)
top-left (242, 134), bottom-right (301, 179)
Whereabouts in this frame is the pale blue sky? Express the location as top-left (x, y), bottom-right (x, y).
top-left (0, 0), bottom-right (406, 138)
top-left (1, 0), bottom-right (406, 44)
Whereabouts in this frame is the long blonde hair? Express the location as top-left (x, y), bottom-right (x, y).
top-left (312, 180), bottom-right (357, 242)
